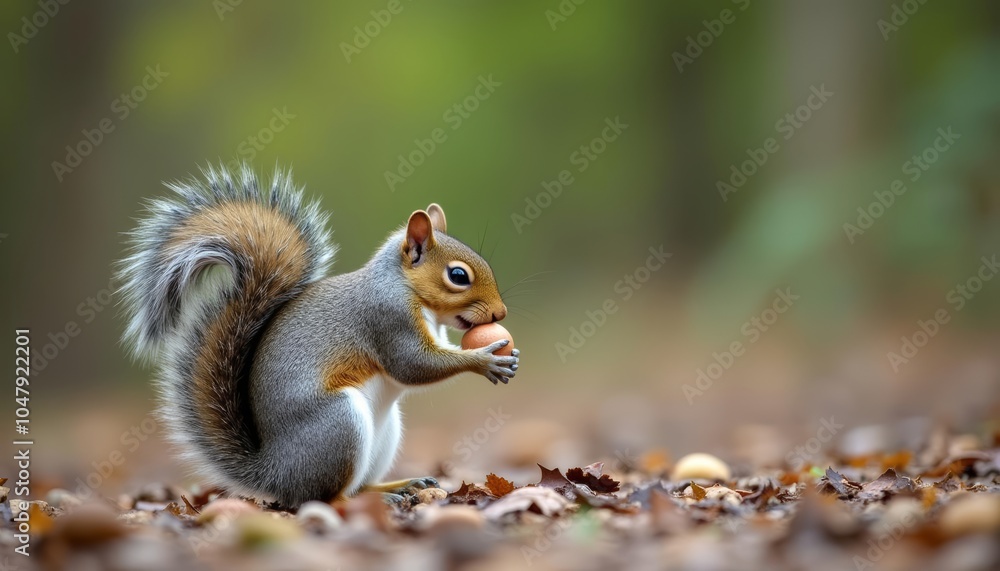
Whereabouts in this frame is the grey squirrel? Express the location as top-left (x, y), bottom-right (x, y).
top-left (118, 164), bottom-right (519, 506)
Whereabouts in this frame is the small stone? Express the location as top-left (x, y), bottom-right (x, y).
top-left (416, 487), bottom-right (448, 504)
top-left (197, 498), bottom-right (259, 524)
top-left (296, 501), bottom-right (343, 531)
top-left (235, 513), bottom-right (303, 547)
top-left (940, 493), bottom-right (1000, 536)
top-left (671, 453), bottom-right (731, 482)
top-left (421, 504), bottom-right (484, 533)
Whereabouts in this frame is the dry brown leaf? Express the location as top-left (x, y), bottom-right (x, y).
top-left (485, 473), bottom-right (515, 497)
top-left (566, 462), bottom-right (621, 493)
top-left (180, 494), bottom-right (201, 515)
top-left (924, 452), bottom-right (990, 478)
top-left (820, 467), bottom-right (861, 498)
top-left (536, 464), bottom-right (571, 489)
top-left (448, 481), bottom-right (495, 505)
top-left (481, 486), bottom-right (570, 519)
top-left (689, 481), bottom-right (707, 501)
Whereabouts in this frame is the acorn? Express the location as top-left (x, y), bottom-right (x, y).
top-left (461, 323), bottom-right (514, 356)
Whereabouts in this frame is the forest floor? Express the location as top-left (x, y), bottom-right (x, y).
top-left (2, 424), bottom-right (1000, 571)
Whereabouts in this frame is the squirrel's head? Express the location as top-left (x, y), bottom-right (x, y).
top-left (401, 204), bottom-right (507, 330)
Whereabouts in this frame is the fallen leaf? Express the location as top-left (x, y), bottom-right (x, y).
top-left (743, 483), bottom-right (779, 511)
top-left (858, 468), bottom-right (915, 501)
top-left (448, 481), bottom-right (495, 506)
top-left (571, 489), bottom-right (639, 513)
top-left (689, 481), bottom-right (707, 501)
top-left (566, 463), bottom-right (621, 493)
top-left (160, 502), bottom-right (185, 517)
top-left (536, 464), bottom-right (572, 489)
top-left (485, 473), bottom-right (515, 498)
top-left (923, 452), bottom-right (990, 478)
top-left (819, 467), bottom-right (861, 498)
top-left (481, 486), bottom-right (570, 519)
top-left (932, 472), bottom-right (962, 492)
top-left (180, 494), bottom-right (201, 516)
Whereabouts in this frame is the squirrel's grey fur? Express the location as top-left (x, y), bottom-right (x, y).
top-left (118, 163), bottom-right (516, 505)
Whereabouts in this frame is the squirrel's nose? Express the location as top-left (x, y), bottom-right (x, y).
top-left (492, 305), bottom-right (507, 322)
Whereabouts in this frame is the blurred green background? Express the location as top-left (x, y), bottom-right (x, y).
top-left (1, 1), bottom-right (998, 489)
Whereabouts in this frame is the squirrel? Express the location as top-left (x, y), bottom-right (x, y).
top-left (118, 164), bottom-right (519, 506)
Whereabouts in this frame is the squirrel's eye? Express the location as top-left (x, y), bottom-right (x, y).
top-left (443, 261), bottom-right (475, 291)
top-left (448, 266), bottom-right (470, 286)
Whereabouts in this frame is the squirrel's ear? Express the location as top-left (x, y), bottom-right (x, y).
top-left (404, 210), bottom-right (436, 265)
top-left (426, 203), bottom-right (447, 233)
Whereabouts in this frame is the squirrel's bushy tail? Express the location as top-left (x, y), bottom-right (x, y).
top-left (118, 164), bottom-right (336, 492)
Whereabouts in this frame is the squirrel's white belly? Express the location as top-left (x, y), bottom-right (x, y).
top-left (340, 312), bottom-right (454, 494)
top-left (341, 374), bottom-right (405, 494)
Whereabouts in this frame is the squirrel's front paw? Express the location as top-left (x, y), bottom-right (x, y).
top-left (474, 340), bottom-right (519, 385)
